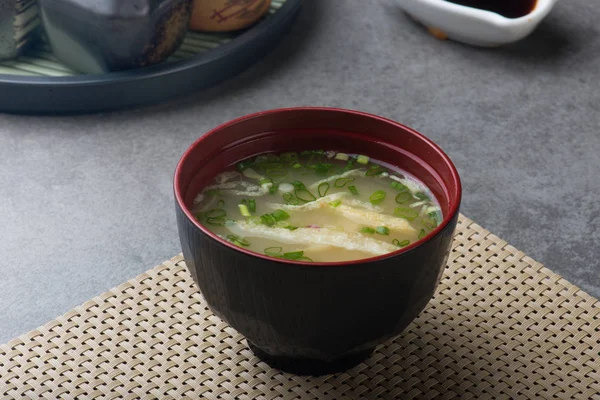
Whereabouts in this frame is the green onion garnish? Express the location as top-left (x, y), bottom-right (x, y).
top-left (360, 227), bottom-right (376, 234)
top-left (393, 239), bottom-right (411, 247)
top-left (329, 200), bottom-right (342, 207)
top-left (269, 183), bottom-right (279, 194)
top-left (370, 190), bottom-right (387, 205)
top-left (366, 165), bottom-right (385, 176)
top-left (236, 159), bottom-right (254, 171)
top-left (259, 178), bottom-right (272, 186)
top-left (295, 188), bottom-right (316, 202)
top-left (422, 218), bottom-right (438, 229)
top-left (291, 180), bottom-right (306, 190)
top-left (415, 192), bottom-right (430, 201)
top-left (394, 207), bottom-right (419, 221)
top-left (343, 158), bottom-right (356, 172)
top-left (348, 185), bottom-right (359, 195)
top-left (356, 155), bottom-right (370, 164)
top-left (282, 192), bottom-right (299, 205)
top-left (313, 150), bottom-right (325, 156)
top-left (418, 229), bottom-right (427, 239)
top-left (292, 163), bottom-right (302, 169)
top-left (395, 192), bottom-right (412, 204)
top-left (334, 177), bottom-right (355, 188)
top-left (206, 209), bottom-right (226, 218)
top-left (277, 220), bottom-right (291, 228)
top-left (264, 246), bottom-right (283, 257)
top-left (238, 204), bottom-right (251, 217)
top-left (248, 216), bottom-right (262, 224)
top-left (260, 214), bottom-right (276, 226)
top-left (296, 256), bottom-right (313, 262)
top-left (226, 234), bottom-right (250, 247)
top-left (376, 226), bottom-right (390, 235)
top-left (390, 181), bottom-right (409, 192)
top-left (310, 163), bottom-right (334, 176)
top-left (248, 199), bottom-right (256, 213)
top-left (283, 250), bottom-right (305, 260)
top-left (335, 153), bottom-right (349, 161)
top-left (205, 217), bottom-right (226, 226)
top-left (318, 182), bottom-right (330, 197)
top-left (271, 209), bottom-right (290, 221)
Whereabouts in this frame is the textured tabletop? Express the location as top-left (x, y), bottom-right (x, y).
top-left (0, 0), bottom-right (599, 343)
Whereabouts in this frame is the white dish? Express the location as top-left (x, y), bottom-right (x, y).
top-left (397, 0), bottom-right (560, 47)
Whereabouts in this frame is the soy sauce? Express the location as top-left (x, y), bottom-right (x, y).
top-left (446, 0), bottom-right (537, 19)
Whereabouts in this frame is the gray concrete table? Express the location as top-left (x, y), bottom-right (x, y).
top-left (1, 0), bottom-right (598, 343)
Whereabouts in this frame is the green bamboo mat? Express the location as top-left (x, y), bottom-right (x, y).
top-left (0, 0), bottom-right (286, 77)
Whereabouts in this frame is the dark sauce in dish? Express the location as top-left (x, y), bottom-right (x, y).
top-left (446, 0), bottom-right (537, 19)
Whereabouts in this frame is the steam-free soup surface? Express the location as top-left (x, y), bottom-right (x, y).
top-left (193, 151), bottom-right (442, 262)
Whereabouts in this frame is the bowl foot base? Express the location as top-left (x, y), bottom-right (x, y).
top-left (248, 341), bottom-right (374, 376)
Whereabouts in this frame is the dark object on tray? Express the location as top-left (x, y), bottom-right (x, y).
top-left (174, 107), bottom-right (462, 375)
top-left (39, 0), bottom-right (192, 74)
top-left (0, 0), bottom-right (300, 113)
top-left (0, 0), bottom-right (41, 60)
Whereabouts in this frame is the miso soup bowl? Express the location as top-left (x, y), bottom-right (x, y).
top-left (174, 107), bottom-right (462, 375)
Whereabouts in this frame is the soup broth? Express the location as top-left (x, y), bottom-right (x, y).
top-left (192, 150), bottom-right (443, 262)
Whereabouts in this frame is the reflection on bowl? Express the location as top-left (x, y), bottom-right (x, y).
top-left (174, 107), bottom-right (462, 375)
top-left (398, 0), bottom-right (560, 47)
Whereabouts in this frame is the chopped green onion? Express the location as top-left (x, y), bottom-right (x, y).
top-left (259, 178), bottom-right (272, 186)
top-left (292, 163), bottom-right (302, 169)
top-left (283, 192), bottom-right (299, 205)
top-left (238, 204), bottom-right (251, 217)
top-left (236, 159), bottom-right (254, 171)
top-left (295, 188), bottom-right (316, 202)
top-left (343, 158), bottom-right (356, 172)
top-left (313, 150), bottom-right (325, 156)
top-left (329, 200), bottom-right (342, 207)
top-left (248, 216), bottom-right (262, 224)
top-left (296, 256), bottom-right (313, 262)
top-left (264, 246), bottom-right (283, 256)
top-left (357, 155), bottom-right (370, 164)
top-left (271, 209), bottom-right (290, 221)
top-left (415, 192), bottom-right (430, 201)
top-left (391, 181), bottom-right (409, 192)
top-left (310, 163), bottom-right (333, 176)
top-left (370, 190), bottom-right (387, 205)
top-left (376, 226), bottom-right (390, 235)
top-left (393, 239), bottom-right (411, 247)
top-left (395, 192), bottom-right (412, 204)
top-left (217, 200), bottom-right (225, 208)
top-left (226, 234), bottom-right (250, 247)
top-left (366, 165), bottom-right (385, 176)
top-left (248, 199), bottom-right (256, 213)
top-left (394, 207), bottom-right (419, 221)
top-left (285, 226), bottom-right (299, 231)
top-left (334, 177), bottom-right (355, 187)
top-left (277, 220), bottom-right (291, 228)
top-left (360, 227), bottom-right (376, 234)
top-left (318, 182), bottom-right (330, 197)
top-left (206, 217), bottom-right (226, 226)
top-left (269, 184), bottom-right (279, 194)
top-left (335, 153), bottom-right (349, 161)
top-left (283, 251), bottom-right (305, 260)
top-left (348, 185), bottom-right (359, 195)
top-left (260, 214), bottom-right (276, 226)
top-left (206, 209), bottom-right (226, 218)
top-left (422, 217), bottom-right (438, 229)
top-left (418, 229), bottom-right (427, 239)
top-left (291, 180), bottom-right (306, 190)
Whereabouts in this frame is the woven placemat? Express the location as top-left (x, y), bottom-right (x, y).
top-left (1, 216), bottom-right (599, 399)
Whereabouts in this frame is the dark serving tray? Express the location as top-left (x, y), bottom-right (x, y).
top-left (0, 0), bottom-right (302, 114)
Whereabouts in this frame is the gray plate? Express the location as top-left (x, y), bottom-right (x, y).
top-left (0, 0), bottom-right (301, 114)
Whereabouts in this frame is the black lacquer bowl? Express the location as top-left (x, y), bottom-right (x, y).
top-left (174, 107), bottom-right (462, 375)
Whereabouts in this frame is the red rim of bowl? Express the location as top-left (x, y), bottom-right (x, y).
top-left (174, 107), bottom-right (462, 267)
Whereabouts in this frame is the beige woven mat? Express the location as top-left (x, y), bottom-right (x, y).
top-left (1, 216), bottom-right (599, 399)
